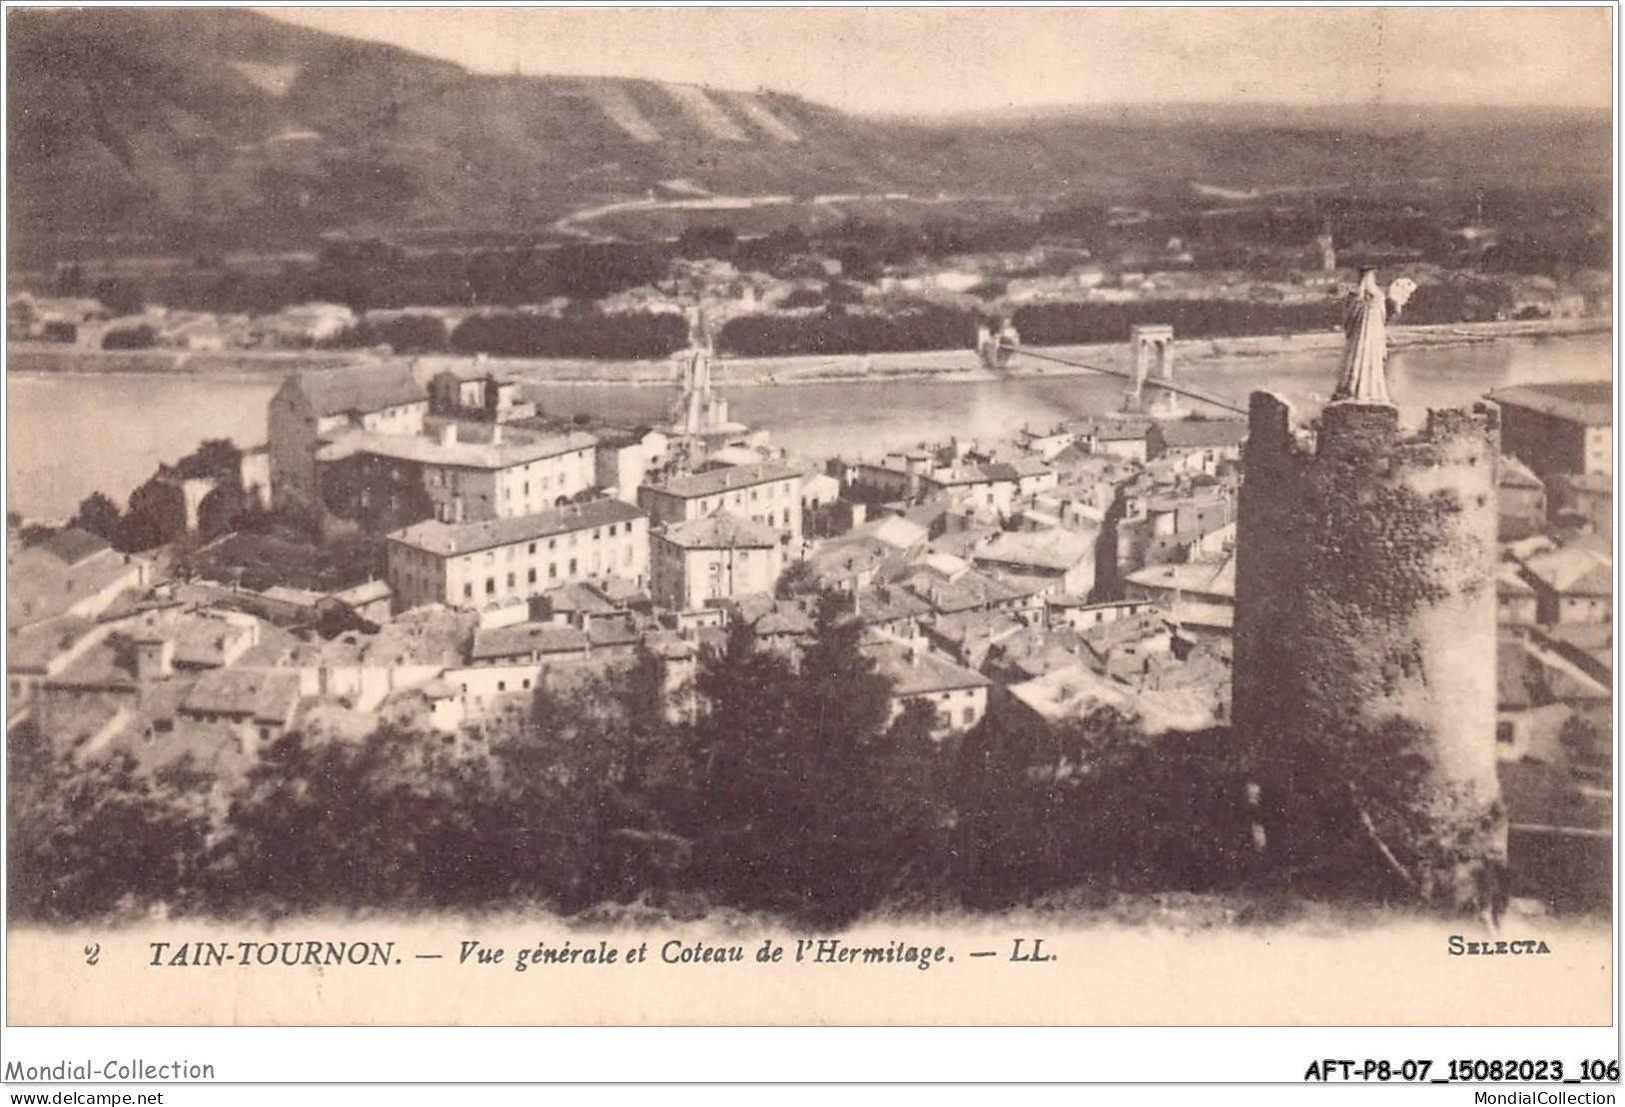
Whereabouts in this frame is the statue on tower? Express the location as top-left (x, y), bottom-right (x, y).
top-left (1332, 268), bottom-right (1417, 405)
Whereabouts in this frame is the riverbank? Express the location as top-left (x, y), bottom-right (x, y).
top-left (7, 315), bottom-right (1607, 388)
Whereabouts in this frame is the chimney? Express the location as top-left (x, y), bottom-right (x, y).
top-left (133, 637), bottom-right (175, 681)
top-left (490, 424), bottom-right (503, 445)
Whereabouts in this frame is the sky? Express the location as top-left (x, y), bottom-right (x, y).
top-left (261, 6), bottom-right (1613, 115)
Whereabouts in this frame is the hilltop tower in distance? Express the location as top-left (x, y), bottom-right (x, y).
top-left (1233, 270), bottom-right (1505, 913)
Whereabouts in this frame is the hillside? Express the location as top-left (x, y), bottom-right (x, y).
top-left (8, 8), bottom-right (1611, 259)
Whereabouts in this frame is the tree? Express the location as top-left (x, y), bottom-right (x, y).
top-left (774, 559), bottom-right (819, 599)
top-left (7, 721), bottom-right (211, 921)
top-left (218, 726), bottom-right (525, 913)
top-left (101, 324), bottom-right (156, 350)
top-left (689, 592), bottom-right (906, 924)
top-left (94, 277), bottom-right (144, 317)
top-left (71, 491), bottom-right (123, 542)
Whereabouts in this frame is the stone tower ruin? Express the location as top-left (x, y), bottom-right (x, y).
top-left (1232, 276), bottom-right (1505, 912)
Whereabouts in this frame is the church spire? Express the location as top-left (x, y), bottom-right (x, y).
top-left (1332, 267), bottom-right (1392, 405)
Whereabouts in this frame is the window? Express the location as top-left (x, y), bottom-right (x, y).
top-left (486, 577), bottom-right (496, 595)
top-left (1496, 721), bottom-right (1515, 745)
top-left (962, 707), bottom-right (975, 725)
top-left (569, 558), bottom-right (578, 574)
top-left (549, 563), bottom-right (558, 579)
top-left (528, 568), bottom-right (537, 584)
top-left (463, 583), bottom-right (473, 600)
top-left (497, 681), bottom-right (506, 692)
top-left (507, 572), bottom-right (516, 588)
top-left (609, 524), bottom-right (617, 536)
top-left (529, 543), bottom-right (536, 554)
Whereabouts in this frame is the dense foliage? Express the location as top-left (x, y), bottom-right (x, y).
top-left (449, 310), bottom-right (688, 360)
top-left (8, 597), bottom-right (1252, 925)
top-left (717, 304), bottom-right (978, 357)
top-left (83, 438), bottom-right (251, 552)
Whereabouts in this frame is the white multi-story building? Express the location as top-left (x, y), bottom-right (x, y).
top-left (387, 499), bottom-right (648, 613)
top-left (650, 512), bottom-right (783, 612)
top-left (639, 463), bottom-right (804, 547)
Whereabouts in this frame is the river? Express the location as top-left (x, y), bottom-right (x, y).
top-left (6, 332), bottom-right (1611, 521)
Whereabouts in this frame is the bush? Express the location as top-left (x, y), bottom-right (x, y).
top-left (451, 310), bottom-right (687, 359)
top-left (101, 324), bottom-right (157, 350)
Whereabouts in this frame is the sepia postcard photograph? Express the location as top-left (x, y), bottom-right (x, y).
top-left (1, 1), bottom-right (1617, 1056)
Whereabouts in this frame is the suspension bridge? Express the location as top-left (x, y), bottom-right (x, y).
top-left (990, 338), bottom-right (1250, 417)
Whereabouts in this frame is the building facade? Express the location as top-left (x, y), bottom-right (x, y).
top-left (386, 499), bottom-right (648, 613)
top-left (316, 424), bottom-right (599, 532)
top-left (639, 463), bottom-right (804, 546)
top-left (1490, 382), bottom-right (1612, 479)
top-left (650, 513), bottom-right (784, 612)
top-left (267, 366), bottom-right (428, 512)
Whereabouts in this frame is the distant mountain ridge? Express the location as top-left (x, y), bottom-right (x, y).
top-left (8, 8), bottom-right (1610, 257)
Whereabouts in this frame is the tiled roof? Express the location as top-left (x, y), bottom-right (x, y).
top-left (1497, 567), bottom-right (1536, 595)
top-left (1125, 554), bottom-right (1237, 599)
top-left (902, 566), bottom-right (1028, 614)
top-left (7, 616), bottom-right (98, 674)
top-left (389, 499), bottom-right (644, 557)
top-left (1156, 419), bottom-right (1249, 448)
top-left (587, 618), bottom-right (641, 648)
top-left (470, 622), bottom-right (590, 661)
top-left (263, 586), bottom-right (322, 607)
top-left (317, 427), bottom-right (596, 470)
top-left (658, 512), bottom-right (779, 550)
top-left (9, 547), bottom-right (142, 630)
top-left (1068, 418), bottom-right (1154, 441)
top-left (853, 584), bottom-right (933, 626)
top-left (182, 668), bottom-right (301, 723)
top-left (296, 365), bottom-right (425, 417)
top-left (1005, 457), bottom-right (1055, 477)
top-left (974, 527), bottom-right (1096, 572)
top-left (926, 608), bottom-right (1024, 647)
top-left (925, 465), bottom-right (1012, 487)
top-left (327, 580), bottom-right (392, 606)
top-left (540, 582), bottom-right (620, 617)
top-left (168, 617), bottom-right (254, 668)
top-left (650, 463), bottom-right (803, 499)
top-left (865, 641), bottom-right (991, 697)
top-left (34, 527), bottom-right (110, 566)
top-left (1491, 381), bottom-right (1611, 427)
top-left (1521, 546), bottom-right (1612, 596)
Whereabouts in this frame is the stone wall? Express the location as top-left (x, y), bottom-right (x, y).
top-left (1234, 391), bottom-right (1504, 909)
